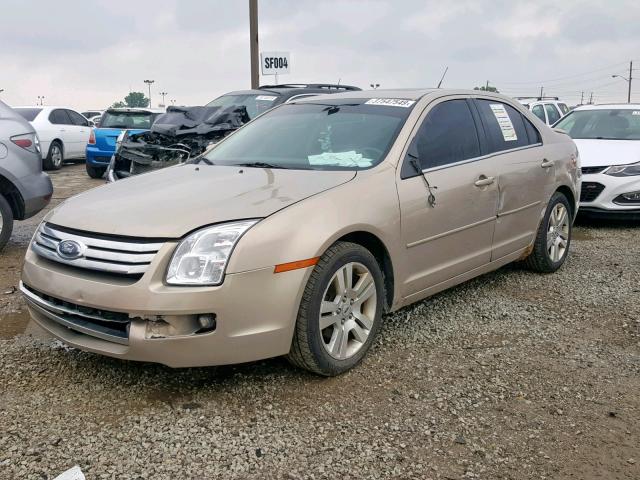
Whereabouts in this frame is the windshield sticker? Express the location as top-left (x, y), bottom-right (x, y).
top-left (490, 104), bottom-right (518, 142)
top-left (308, 151), bottom-right (373, 168)
top-left (632, 111), bottom-right (640, 116)
top-left (255, 95), bottom-right (277, 102)
top-left (365, 98), bottom-right (416, 108)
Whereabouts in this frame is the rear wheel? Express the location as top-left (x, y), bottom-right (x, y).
top-left (524, 192), bottom-right (572, 273)
top-left (44, 141), bottom-right (63, 170)
top-left (0, 194), bottom-right (14, 251)
top-left (86, 163), bottom-right (106, 179)
top-left (287, 242), bottom-right (385, 376)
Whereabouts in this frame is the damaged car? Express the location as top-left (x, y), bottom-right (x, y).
top-left (107, 83), bottom-right (361, 181)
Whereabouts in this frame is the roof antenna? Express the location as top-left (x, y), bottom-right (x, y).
top-left (437, 66), bottom-right (449, 89)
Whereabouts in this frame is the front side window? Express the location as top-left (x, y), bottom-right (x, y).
top-left (555, 109), bottom-right (640, 140)
top-left (476, 100), bottom-right (530, 152)
top-left (202, 101), bottom-right (412, 170)
top-left (100, 111), bottom-right (156, 129)
top-left (558, 103), bottom-right (569, 115)
top-left (411, 99), bottom-right (480, 170)
top-left (206, 94), bottom-right (281, 119)
top-left (531, 104), bottom-right (546, 122)
top-left (544, 104), bottom-right (561, 124)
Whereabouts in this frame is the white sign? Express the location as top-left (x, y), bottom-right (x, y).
top-left (261, 52), bottom-right (290, 75)
top-left (489, 104), bottom-right (518, 142)
top-left (365, 98), bottom-right (416, 108)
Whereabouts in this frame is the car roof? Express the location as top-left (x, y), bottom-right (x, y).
top-left (573, 103), bottom-right (640, 111)
top-left (292, 88), bottom-right (519, 103)
top-left (105, 107), bottom-right (165, 113)
top-left (223, 84), bottom-right (361, 98)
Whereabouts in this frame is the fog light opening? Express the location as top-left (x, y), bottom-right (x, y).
top-left (196, 314), bottom-right (217, 334)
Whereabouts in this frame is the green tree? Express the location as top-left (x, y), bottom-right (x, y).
top-left (123, 91), bottom-right (149, 108)
top-left (111, 101), bottom-right (126, 108)
top-left (474, 85), bottom-right (499, 93)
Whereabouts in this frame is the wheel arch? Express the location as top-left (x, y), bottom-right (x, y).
top-left (334, 230), bottom-right (395, 312)
top-left (0, 174), bottom-right (25, 219)
top-left (555, 184), bottom-right (576, 219)
top-left (49, 138), bottom-right (64, 155)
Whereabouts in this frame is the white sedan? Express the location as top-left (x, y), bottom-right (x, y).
top-left (13, 106), bottom-right (92, 170)
top-left (554, 104), bottom-right (640, 218)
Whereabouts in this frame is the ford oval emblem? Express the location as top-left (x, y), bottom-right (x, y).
top-left (57, 240), bottom-right (84, 260)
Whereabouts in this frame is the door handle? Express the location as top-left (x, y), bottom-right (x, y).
top-left (474, 175), bottom-right (495, 187)
top-left (541, 159), bottom-right (554, 169)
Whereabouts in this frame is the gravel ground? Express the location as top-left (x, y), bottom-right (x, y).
top-left (1, 164), bottom-right (639, 479)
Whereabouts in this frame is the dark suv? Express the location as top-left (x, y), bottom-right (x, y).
top-left (205, 83), bottom-right (361, 120)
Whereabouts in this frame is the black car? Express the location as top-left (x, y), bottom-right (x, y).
top-left (205, 83), bottom-right (361, 120)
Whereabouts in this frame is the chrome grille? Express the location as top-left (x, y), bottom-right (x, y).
top-left (32, 222), bottom-right (164, 276)
top-left (21, 282), bottom-right (130, 345)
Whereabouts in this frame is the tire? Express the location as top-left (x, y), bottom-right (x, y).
top-left (0, 194), bottom-right (14, 251)
top-left (287, 241), bottom-right (385, 376)
top-left (86, 163), bottom-right (106, 179)
top-left (524, 191), bottom-right (572, 273)
top-left (43, 141), bottom-right (63, 170)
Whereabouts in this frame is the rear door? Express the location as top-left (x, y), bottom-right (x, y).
top-left (397, 98), bottom-right (499, 297)
top-left (66, 110), bottom-right (91, 158)
top-left (49, 109), bottom-right (78, 157)
top-left (473, 98), bottom-right (553, 259)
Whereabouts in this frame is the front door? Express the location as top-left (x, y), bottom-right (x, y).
top-left (397, 98), bottom-right (499, 297)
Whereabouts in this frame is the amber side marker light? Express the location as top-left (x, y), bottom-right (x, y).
top-left (274, 257), bottom-right (320, 273)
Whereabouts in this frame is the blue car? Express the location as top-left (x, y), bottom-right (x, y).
top-left (85, 108), bottom-right (163, 178)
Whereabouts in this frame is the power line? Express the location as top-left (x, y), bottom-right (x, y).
top-left (496, 59), bottom-right (634, 86)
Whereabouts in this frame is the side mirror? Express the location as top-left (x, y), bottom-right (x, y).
top-left (88, 120), bottom-right (95, 127)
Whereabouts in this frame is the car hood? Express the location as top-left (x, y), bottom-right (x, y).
top-left (573, 139), bottom-right (640, 167)
top-left (46, 164), bottom-right (356, 238)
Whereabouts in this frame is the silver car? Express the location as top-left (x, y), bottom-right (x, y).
top-left (0, 101), bottom-right (53, 250)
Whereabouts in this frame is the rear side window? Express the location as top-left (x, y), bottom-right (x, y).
top-left (14, 108), bottom-right (42, 121)
top-left (544, 104), bottom-right (561, 124)
top-left (558, 103), bottom-right (569, 115)
top-left (49, 109), bottom-right (71, 125)
top-left (531, 104), bottom-right (546, 122)
top-left (413, 99), bottom-right (481, 170)
top-left (523, 116), bottom-right (542, 144)
top-left (475, 100), bottom-right (530, 152)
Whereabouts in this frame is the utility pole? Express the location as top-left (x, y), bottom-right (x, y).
top-left (628, 60), bottom-right (633, 103)
top-left (159, 91), bottom-right (168, 106)
top-left (144, 79), bottom-right (155, 107)
top-left (249, 0), bottom-right (259, 89)
top-left (580, 91), bottom-right (584, 105)
top-left (589, 92), bottom-right (594, 104)
top-left (539, 86), bottom-right (544, 98)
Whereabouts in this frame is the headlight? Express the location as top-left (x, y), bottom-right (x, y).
top-left (604, 162), bottom-right (640, 177)
top-left (166, 220), bottom-right (259, 286)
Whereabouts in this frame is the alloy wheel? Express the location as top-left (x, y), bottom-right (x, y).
top-left (547, 203), bottom-right (569, 262)
top-left (319, 262), bottom-right (377, 360)
top-left (51, 145), bottom-right (62, 168)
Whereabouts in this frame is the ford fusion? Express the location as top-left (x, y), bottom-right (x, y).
top-left (21, 90), bottom-right (580, 376)
top-left (554, 104), bottom-right (640, 218)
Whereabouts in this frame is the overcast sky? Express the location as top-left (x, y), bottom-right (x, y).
top-left (1, 0), bottom-right (638, 110)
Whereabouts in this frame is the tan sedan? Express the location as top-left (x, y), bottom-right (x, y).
top-left (21, 89), bottom-right (580, 376)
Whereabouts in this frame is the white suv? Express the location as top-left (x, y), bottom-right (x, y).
top-left (516, 97), bottom-right (570, 125)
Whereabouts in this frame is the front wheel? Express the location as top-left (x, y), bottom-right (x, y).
top-left (524, 192), bottom-right (572, 273)
top-left (86, 163), bottom-right (106, 179)
top-left (287, 242), bottom-right (385, 376)
top-left (0, 194), bottom-right (14, 251)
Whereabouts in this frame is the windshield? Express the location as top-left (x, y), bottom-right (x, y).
top-left (555, 109), bottom-right (640, 140)
top-left (14, 108), bottom-right (42, 121)
top-left (100, 111), bottom-right (157, 129)
top-left (206, 94), bottom-right (281, 119)
top-left (202, 101), bottom-right (413, 170)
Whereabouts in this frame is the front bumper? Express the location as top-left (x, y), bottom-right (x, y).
top-left (579, 172), bottom-right (640, 213)
top-left (85, 145), bottom-right (115, 166)
top-left (21, 247), bottom-right (308, 367)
